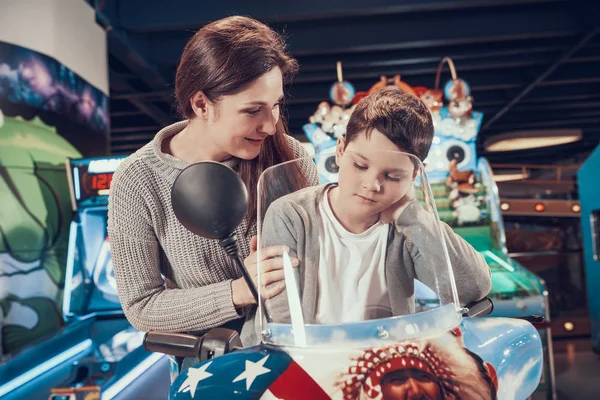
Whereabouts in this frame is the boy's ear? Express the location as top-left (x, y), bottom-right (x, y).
top-left (412, 159), bottom-right (427, 181)
top-left (335, 136), bottom-right (346, 166)
top-left (412, 163), bottom-right (421, 181)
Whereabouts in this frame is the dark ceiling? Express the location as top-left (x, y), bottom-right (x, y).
top-left (92, 0), bottom-right (600, 164)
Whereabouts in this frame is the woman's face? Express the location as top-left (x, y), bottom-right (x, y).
top-left (204, 67), bottom-right (284, 160)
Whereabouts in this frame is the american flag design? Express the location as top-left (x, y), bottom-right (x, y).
top-left (169, 318), bottom-right (543, 400)
top-left (170, 345), bottom-right (331, 400)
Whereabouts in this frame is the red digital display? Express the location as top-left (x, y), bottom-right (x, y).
top-left (68, 156), bottom-right (127, 209)
top-left (82, 172), bottom-right (115, 197)
top-left (91, 172), bottom-right (114, 191)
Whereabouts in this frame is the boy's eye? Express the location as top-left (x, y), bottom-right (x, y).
top-left (353, 162), bottom-right (367, 170)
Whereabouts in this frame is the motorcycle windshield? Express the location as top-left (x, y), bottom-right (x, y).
top-left (256, 150), bottom-right (463, 347)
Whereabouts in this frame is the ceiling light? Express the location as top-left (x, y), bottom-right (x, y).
top-left (534, 203), bottom-right (545, 212)
top-left (484, 129), bottom-right (582, 152)
top-left (564, 321), bottom-right (574, 332)
top-left (500, 202), bottom-right (510, 211)
top-left (572, 204), bottom-right (581, 213)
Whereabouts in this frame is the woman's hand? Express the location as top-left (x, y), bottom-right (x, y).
top-left (231, 235), bottom-right (299, 307)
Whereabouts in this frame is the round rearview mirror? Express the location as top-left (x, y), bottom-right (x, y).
top-left (171, 162), bottom-right (248, 239)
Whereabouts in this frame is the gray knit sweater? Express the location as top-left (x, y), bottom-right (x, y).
top-left (107, 121), bottom-right (319, 337)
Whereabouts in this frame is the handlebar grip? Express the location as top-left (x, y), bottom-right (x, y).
top-left (463, 297), bottom-right (494, 318)
top-left (143, 331), bottom-right (203, 358)
top-left (513, 314), bottom-right (546, 323)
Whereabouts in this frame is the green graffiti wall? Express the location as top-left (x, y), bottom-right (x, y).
top-left (0, 112), bottom-right (82, 357)
top-left (0, 41), bottom-right (109, 359)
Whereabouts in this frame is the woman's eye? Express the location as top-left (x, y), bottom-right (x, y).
top-left (386, 175), bottom-right (402, 182)
top-left (353, 162), bottom-right (367, 170)
top-left (244, 109), bottom-right (261, 115)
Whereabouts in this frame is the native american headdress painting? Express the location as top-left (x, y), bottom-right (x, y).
top-left (336, 328), bottom-right (498, 400)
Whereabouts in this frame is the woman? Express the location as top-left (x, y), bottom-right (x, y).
top-left (107, 16), bottom-right (318, 345)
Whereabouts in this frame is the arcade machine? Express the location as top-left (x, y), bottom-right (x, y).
top-left (302, 58), bottom-right (556, 399)
top-left (492, 164), bottom-right (587, 340)
top-left (578, 145), bottom-right (600, 354)
top-left (0, 156), bottom-right (169, 400)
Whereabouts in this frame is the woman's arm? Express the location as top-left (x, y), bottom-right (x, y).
top-left (395, 200), bottom-right (492, 306)
top-left (108, 162), bottom-right (244, 333)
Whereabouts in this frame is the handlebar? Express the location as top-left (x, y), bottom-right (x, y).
top-left (143, 328), bottom-right (243, 360)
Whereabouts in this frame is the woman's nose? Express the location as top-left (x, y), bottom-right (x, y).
top-left (260, 110), bottom-right (277, 136)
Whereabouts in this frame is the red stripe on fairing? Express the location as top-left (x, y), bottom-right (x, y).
top-left (268, 361), bottom-right (331, 400)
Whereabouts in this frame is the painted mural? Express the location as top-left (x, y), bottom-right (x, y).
top-left (0, 41), bottom-right (108, 359)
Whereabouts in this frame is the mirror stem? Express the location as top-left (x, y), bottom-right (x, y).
top-left (219, 234), bottom-right (260, 305)
top-left (220, 233), bottom-right (273, 322)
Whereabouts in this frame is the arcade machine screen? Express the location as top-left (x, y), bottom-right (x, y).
top-left (64, 156), bottom-right (126, 317)
top-left (68, 157), bottom-right (118, 207)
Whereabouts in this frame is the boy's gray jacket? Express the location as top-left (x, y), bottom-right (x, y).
top-left (240, 184), bottom-right (492, 345)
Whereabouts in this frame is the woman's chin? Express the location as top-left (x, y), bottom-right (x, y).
top-left (233, 146), bottom-right (262, 160)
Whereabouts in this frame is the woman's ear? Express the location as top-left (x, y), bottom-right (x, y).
top-left (190, 91), bottom-right (211, 120)
top-left (335, 136), bottom-right (346, 166)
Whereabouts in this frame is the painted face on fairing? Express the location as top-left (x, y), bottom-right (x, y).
top-left (335, 129), bottom-right (417, 219)
top-left (380, 368), bottom-right (443, 399)
top-left (338, 328), bottom-right (498, 400)
top-left (203, 67), bottom-right (284, 160)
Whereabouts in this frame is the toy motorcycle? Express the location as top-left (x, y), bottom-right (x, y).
top-left (145, 151), bottom-right (543, 400)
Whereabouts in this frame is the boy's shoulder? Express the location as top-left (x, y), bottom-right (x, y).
top-left (269, 183), bottom-right (329, 215)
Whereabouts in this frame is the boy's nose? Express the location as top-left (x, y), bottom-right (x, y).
top-left (363, 178), bottom-right (381, 192)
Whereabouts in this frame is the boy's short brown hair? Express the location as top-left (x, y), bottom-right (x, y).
top-left (345, 89), bottom-right (434, 161)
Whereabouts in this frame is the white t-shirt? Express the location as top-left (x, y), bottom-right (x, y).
top-left (314, 188), bottom-right (392, 324)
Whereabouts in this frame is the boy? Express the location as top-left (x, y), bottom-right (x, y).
top-left (260, 89), bottom-right (491, 324)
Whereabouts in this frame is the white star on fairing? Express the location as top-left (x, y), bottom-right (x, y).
top-left (232, 355), bottom-right (271, 390)
top-left (178, 361), bottom-right (214, 398)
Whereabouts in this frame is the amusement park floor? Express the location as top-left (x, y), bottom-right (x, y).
top-left (552, 337), bottom-right (600, 400)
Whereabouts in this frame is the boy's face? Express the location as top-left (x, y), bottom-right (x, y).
top-left (335, 130), bottom-right (418, 217)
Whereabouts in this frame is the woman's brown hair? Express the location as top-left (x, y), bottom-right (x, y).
top-left (175, 16), bottom-right (308, 231)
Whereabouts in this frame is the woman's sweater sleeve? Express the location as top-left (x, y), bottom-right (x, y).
top-left (107, 162), bottom-right (242, 333)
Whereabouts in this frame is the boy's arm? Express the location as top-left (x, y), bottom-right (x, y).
top-left (259, 200), bottom-right (303, 324)
top-left (395, 200), bottom-right (492, 307)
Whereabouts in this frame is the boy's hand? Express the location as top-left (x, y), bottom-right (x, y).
top-left (379, 192), bottom-right (413, 224)
top-left (232, 235), bottom-right (299, 307)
